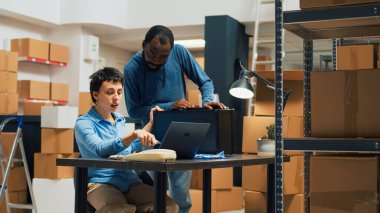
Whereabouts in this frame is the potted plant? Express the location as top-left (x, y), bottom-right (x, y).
top-left (257, 124), bottom-right (275, 157)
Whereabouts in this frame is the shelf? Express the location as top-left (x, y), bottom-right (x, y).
top-left (19, 56), bottom-right (67, 67)
top-left (284, 3), bottom-right (380, 39)
top-left (20, 98), bottom-right (68, 105)
top-left (284, 138), bottom-right (380, 153)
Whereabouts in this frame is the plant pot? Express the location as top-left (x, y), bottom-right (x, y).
top-left (257, 139), bottom-right (275, 157)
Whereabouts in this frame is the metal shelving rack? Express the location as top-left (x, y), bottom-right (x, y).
top-left (278, 3), bottom-right (380, 213)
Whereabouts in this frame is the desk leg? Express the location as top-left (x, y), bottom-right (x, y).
top-left (267, 164), bottom-right (274, 213)
top-left (75, 167), bottom-right (88, 213)
top-left (154, 172), bottom-right (167, 213)
top-left (203, 169), bottom-right (211, 213)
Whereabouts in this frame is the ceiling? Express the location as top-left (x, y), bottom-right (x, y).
top-left (85, 21), bottom-right (333, 70)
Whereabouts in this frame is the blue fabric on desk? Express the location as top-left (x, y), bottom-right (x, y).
top-left (194, 151), bottom-right (226, 159)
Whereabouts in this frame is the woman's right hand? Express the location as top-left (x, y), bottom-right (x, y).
top-left (133, 129), bottom-right (159, 146)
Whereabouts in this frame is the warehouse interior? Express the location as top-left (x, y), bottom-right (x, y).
top-left (0, 0), bottom-right (380, 213)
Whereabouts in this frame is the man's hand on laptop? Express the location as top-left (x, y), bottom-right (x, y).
top-left (133, 129), bottom-right (159, 146)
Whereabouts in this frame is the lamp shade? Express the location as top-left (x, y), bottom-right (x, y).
top-left (229, 78), bottom-right (254, 99)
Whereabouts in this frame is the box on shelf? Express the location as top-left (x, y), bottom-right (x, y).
top-left (245, 191), bottom-right (304, 213)
top-left (0, 50), bottom-right (18, 72)
top-left (189, 189), bottom-right (216, 213)
top-left (0, 166), bottom-right (27, 192)
top-left (311, 70), bottom-right (380, 137)
top-left (0, 190), bottom-right (27, 213)
top-left (49, 43), bottom-right (69, 63)
top-left (310, 156), bottom-right (378, 213)
top-left (242, 155), bottom-right (304, 195)
top-left (0, 71), bottom-right (17, 93)
top-left (18, 80), bottom-right (50, 100)
top-left (300, 0), bottom-right (380, 9)
top-left (34, 153), bottom-right (78, 179)
top-left (242, 116), bottom-right (303, 154)
top-left (41, 106), bottom-right (78, 129)
top-left (78, 92), bottom-right (93, 115)
top-left (0, 93), bottom-right (18, 115)
top-left (11, 38), bottom-right (49, 60)
top-left (50, 82), bottom-right (69, 101)
top-left (41, 128), bottom-right (74, 154)
top-left (337, 45), bottom-right (375, 70)
top-left (190, 167), bottom-right (233, 190)
top-left (254, 70), bottom-right (304, 117)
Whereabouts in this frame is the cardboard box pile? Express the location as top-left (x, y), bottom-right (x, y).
top-left (11, 38), bottom-right (69, 64)
top-left (0, 50), bottom-right (18, 115)
top-left (189, 168), bottom-right (243, 212)
top-left (34, 106), bottom-right (78, 179)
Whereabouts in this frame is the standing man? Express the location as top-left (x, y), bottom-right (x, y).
top-left (124, 25), bottom-right (226, 213)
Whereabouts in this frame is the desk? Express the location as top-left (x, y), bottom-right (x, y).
top-left (57, 154), bottom-right (289, 213)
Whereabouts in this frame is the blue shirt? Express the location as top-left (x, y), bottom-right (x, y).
top-left (124, 44), bottom-right (214, 124)
top-left (74, 108), bottom-right (142, 192)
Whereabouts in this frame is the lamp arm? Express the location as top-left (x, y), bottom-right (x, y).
top-left (247, 70), bottom-right (276, 91)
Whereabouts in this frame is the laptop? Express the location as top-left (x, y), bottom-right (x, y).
top-left (158, 121), bottom-right (211, 159)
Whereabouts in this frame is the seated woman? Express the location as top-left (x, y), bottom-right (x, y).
top-left (74, 67), bottom-right (178, 213)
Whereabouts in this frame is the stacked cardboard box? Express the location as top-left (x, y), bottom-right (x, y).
top-left (242, 70), bottom-right (305, 212)
top-left (34, 106), bottom-right (78, 179)
top-left (189, 168), bottom-right (243, 213)
top-left (11, 38), bottom-right (69, 64)
top-left (337, 45), bottom-right (376, 70)
top-left (0, 50), bottom-right (18, 115)
top-left (311, 69), bottom-right (380, 137)
top-left (78, 92), bottom-right (93, 115)
top-left (310, 156), bottom-right (378, 212)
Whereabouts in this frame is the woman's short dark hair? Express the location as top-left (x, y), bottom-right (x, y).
top-left (143, 25), bottom-right (174, 48)
top-left (89, 67), bottom-right (124, 103)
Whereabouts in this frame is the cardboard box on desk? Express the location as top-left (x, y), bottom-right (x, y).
top-left (245, 191), bottom-right (304, 213)
top-left (18, 80), bottom-right (50, 100)
top-left (242, 116), bottom-right (303, 154)
top-left (78, 92), bottom-right (93, 115)
top-left (50, 82), bottom-right (69, 101)
top-left (49, 43), bottom-right (69, 63)
top-left (190, 167), bottom-right (233, 190)
top-left (0, 50), bottom-right (18, 72)
top-left (152, 109), bottom-right (234, 154)
top-left (300, 0), bottom-right (380, 9)
top-left (0, 93), bottom-right (18, 115)
top-left (34, 153), bottom-right (78, 179)
top-left (311, 70), bottom-right (380, 137)
top-left (337, 45), bottom-right (375, 70)
top-left (41, 128), bottom-right (74, 154)
top-left (0, 71), bottom-right (17, 93)
top-left (41, 106), bottom-right (78, 129)
top-left (310, 156), bottom-right (378, 213)
top-left (11, 38), bottom-right (49, 60)
top-left (242, 155), bottom-right (304, 195)
top-left (0, 166), bottom-right (27, 192)
top-left (254, 71), bottom-right (304, 117)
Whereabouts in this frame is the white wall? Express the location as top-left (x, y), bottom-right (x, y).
top-left (60, 0), bottom-right (127, 29)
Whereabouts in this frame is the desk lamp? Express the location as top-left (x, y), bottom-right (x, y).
top-left (229, 61), bottom-right (291, 108)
